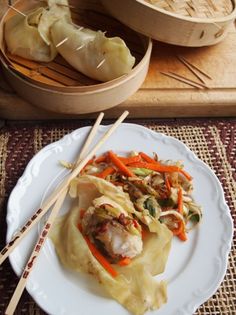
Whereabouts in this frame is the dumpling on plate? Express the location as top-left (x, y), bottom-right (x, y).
top-left (51, 175), bottom-right (172, 315)
top-left (4, 0), bottom-right (71, 62)
top-left (50, 20), bottom-right (136, 81)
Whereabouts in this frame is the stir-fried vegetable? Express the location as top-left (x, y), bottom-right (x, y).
top-left (65, 150), bottom-right (202, 243)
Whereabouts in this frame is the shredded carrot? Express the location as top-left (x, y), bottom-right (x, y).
top-left (178, 188), bottom-right (183, 215)
top-left (118, 155), bottom-right (141, 165)
top-left (179, 169), bottom-right (192, 181)
top-left (108, 151), bottom-right (136, 178)
top-left (171, 222), bottom-right (183, 236)
top-left (178, 230), bottom-right (187, 241)
top-left (139, 152), bottom-right (158, 164)
top-left (168, 218), bottom-right (187, 241)
top-left (128, 161), bottom-right (179, 173)
top-left (78, 224), bottom-right (118, 278)
top-left (165, 174), bottom-right (171, 192)
top-left (128, 161), bottom-right (192, 181)
top-left (95, 166), bottom-right (115, 179)
top-left (78, 223), bottom-right (83, 231)
top-left (95, 154), bottom-right (107, 163)
top-left (79, 209), bottom-right (86, 220)
top-left (141, 228), bottom-right (148, 240)
top-left (118, 257), bottom-right (131, 266)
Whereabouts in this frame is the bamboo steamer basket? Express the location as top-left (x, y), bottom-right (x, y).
top-left (101, 0), bottom-right (236, 47)
top-left (0, 0), bottom-right (152, 114)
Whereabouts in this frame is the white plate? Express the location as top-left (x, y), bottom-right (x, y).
top-left (7, 123), bottom-right (233, 315)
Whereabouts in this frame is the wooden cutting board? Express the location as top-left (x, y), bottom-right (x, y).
top-left (0, 0), bottom-right (236, 119)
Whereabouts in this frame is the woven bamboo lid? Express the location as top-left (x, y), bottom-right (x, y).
top-left (146, 0), bottom-right (233, 19)
top-left (102, 0), bottom-right (236, 47)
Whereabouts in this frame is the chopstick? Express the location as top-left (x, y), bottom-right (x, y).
top-left (5, 110), bottom-right (129, 314)
top-left (5, 189), bottom-right (68, 315)
top-left (0, 111), bottom-right (128, 265)
top-left (0, 113), bottom-right (104, 265)
top-left (4, 111), bottom-right (104, 314)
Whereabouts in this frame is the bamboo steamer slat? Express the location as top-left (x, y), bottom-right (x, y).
top-left (0, 0), bottom-right (152, 114)
top-left (101, 0), bottom-right (236, 47)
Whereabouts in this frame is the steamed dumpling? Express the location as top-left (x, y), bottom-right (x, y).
top-left (4, 0), bottom-right (71, 62)
top-left (51, 20), bottom-right (136, 81)
top-left (51, 175), bottom-right (172, 315)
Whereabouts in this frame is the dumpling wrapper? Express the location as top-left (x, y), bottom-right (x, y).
top-left (51, 175), bottom-right (172, 315)
top-left (38, 0), bottom-right (72, 45)
top-left (4, 0), bottom-right (71, 62)
top-left (51, 20), bottom-right (136, 81)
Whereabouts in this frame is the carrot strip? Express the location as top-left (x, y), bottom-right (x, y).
top-left (139, 152), bottom-right (158, 164)
top-left (176, 189), bottom-right (187, 241)
top-left (178, 188), bottom-right (183, 215)
top-left (108, 151), bottom-right (135, 178)
top-left (179, 169), bottom-right (192, 181)
top-left (118, 257), bottom-right (131, 266)
top-left (178, 230), bottom-right (187, 241)
top-left (79, 209), bottom-right (86, 220)
top-left (128, 161), bottom-right (192, 181)
top-left (165, 174), bottom-right (171, 191)
top-left (95, 166), bottom-right (115, 179)
top-left (141, 228), bottom-right (148, 240)
top-left (118, 155), bottom-right (141, 165)
top-left (95, 154), bottom-right (107, 163)
top-left (128, 161), bottom-right (179, 173)
top-left (78, 225), bottom-right (118, 278)
top-left (171, 220), bottom-right (184, 236)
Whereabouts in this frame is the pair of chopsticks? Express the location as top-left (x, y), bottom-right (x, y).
top-left (2, 110), bottom-right (129, 315)
top-left (161, 56), bottom-right (212, 89)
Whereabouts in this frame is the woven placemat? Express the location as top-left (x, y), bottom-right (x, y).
top-left (0, 118), bottom-right (235, 315)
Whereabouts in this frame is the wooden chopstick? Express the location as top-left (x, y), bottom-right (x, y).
top-left (0, 111), bottom-right (105, 266)
top-left (5, 111), bottom-right (129, 313)
top-left (5, 189), bottom-right (68, 315)
top-left (0, 111), bottom-right (128, 266)
top-left (160, 71), bottom-right (208, 89)
top-left (4, 112), bottom-right (107, 314)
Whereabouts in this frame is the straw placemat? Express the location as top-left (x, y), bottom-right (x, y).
top-left (0, 118), bottom-right (235, 315)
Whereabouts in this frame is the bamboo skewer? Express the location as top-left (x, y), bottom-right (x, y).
top-left (0, 111), bottom-right (117, 266)
top-left (177, 56), bottom-right (207, 84)
top-left (55, 37), bottom-right (69, 48)
top-left (76, 44), bottom-right (85, 51)
top-left (5, 111), bottom-right (106, 315)
top-left (178, 56), bottom-right (212, 80)
top-left (8, 5), bottom-right (26, 17)
top-left (160, 71), bottom-right (208, 89)
top-left (168, 71), bottom-right (209, 89)
top-left (96, 59), bottom-right (106, 69)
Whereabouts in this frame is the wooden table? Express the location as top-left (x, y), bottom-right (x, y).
top-left (0, 0), bottom-right (236, 119)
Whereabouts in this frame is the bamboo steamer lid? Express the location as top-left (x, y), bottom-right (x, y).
top-left (0, 0), bottom-right (152, 114)
top-left (101, 0), bottom-right (236, 47)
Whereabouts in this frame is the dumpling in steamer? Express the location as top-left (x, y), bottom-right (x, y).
top-left (51, 20), bottom-right (136, 81)
top-left (4, 0), bottom-right (71, 62)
